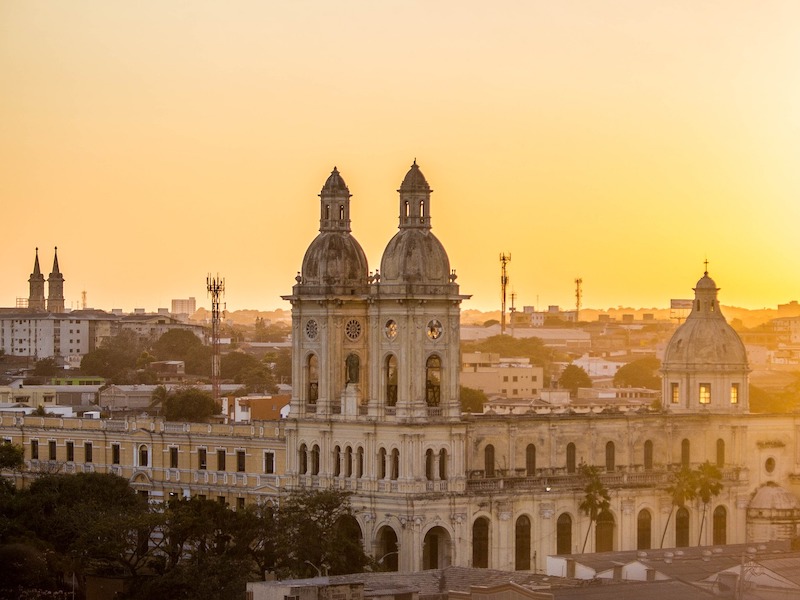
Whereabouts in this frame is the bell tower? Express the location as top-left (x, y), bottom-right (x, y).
top-left (28, 248), bottom-right (46, 311)
top-left (47, 246), bottom-right (65, 313)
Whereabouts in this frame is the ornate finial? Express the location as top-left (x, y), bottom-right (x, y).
top-left (295, 272), bottom-right (302, 284)
top-left (703, 258), bottom-right (709, 276)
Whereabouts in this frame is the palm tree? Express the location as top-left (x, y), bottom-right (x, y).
top-left (660, 466), bottom-right (696, 548)
top-left (578, 464), bottom-right (611, 553)
top-left (695, 461), bottom-right (723, 545)
top-left (149, 384), bottom-right (170, 416)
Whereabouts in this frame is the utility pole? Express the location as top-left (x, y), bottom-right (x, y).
top-left (500, 253), bottom-right (511, 335)
top-left (207, 274), bottom-right (225, 403)
top-left (575, 278), bottom-right (582, 322)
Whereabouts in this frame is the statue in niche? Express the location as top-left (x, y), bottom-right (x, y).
top-left (346, 353), bottom-right (360, 384)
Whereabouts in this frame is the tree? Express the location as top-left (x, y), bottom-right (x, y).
top-left (613, 357), bottom-right (661, 389)
top-left (461, 334), bottom-right (567, 387)
top-left (32, 358), bottom-right (59, 378)
top-left (578, 464), bottom-right (611, 552)
top-left (695, 461), bottom-right (723, 545)
top-left (559, 364), bottom-right (592, 397)
top-left (221, 352), bottom-right (261, 381)
top-left (149, 385), bottom-right (170, 414)
top-left (660, 466), bottom-right (697, 548)
top-left (163, 388), bottom-right (218, 422)
top-left (81, 330), bottom-right (145, 382)
top-left (460, 386), bottom-right (487, 413)
top-left (152, 329), bottom-right (205, 361)
top-left (0, 443), bottom-right (23, 471)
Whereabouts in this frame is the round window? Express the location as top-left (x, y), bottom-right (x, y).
top-left (305, 319), bottom-right (318, 340)
top-left (385, 319), bottom-right (398, 340)
top-left (765, 457), bottom-right (776, 473)
top-left (345, 319), bottom-right (362, 341)
top-left (426, 319), bottom-right (443, 340)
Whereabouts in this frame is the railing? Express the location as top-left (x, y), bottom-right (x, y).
top-left (385, 406), bottom-right (397, 416)
top-left (427, 407), bottom-right (443, 417)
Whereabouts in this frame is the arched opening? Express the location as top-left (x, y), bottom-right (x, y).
top-left (385, 355), bottom-right (398, 407)
top-left (138, 444), bottom-right (149, 467)
top-left (713, 506), bottom-right (727, 545)
top-left (333, 445), bottom-right (341, 477)
top-left (515, 515), bottom-right (531, 570)
top-left (557, 513), bottom-right (572, 555)
top-left (526, 444), bottom-right (536, 476)
top-left (637, 509), bottom-right (652, 550)
top-left (346, 353), bottom-right (360, 384)
top-left (356, 447), bottom-right (364, 478)
top-left (376, 526), bottom-right (399, 572)
top-left (644, 440), bottom-right (653, 470)
top-left (339, 204), bottom-right (345, 220)
top-left (345, 446), bottom-right (352, 477)
top-left (472, 517), bottom-right (490, 568)
top-left (605, 441), bottom-right (615, 472)
top-left (716, 439), bottom-right (725, 468)
top-left (334, 514), bottom-right (364, 571)
top-left (425, 355), bottom-right (441, 407)
top-left (390, 448), bottom-right (399, 480)
top-left (307, 354), bottom-right (319, 404)
top-left (566, 443), bottom-right (576, 474)
top-left (311, 444), bottom-right (320, 476)
top-left (325, 204), bottom-right (331, 220)
top-left (423, 526), bottom-right (452, 570)
top-left (404, 201), bottom-right (410, 218)
top-left (676, 507), bottom-right (690, 547)
top-left (439, 449), bottom-right (447, 480)
top-left (299, 443), bottom-right (308, 475)
top-left (596, 510), bottom-right (615, 552)
top-left (378, 448), bottom-right (387, 479)
top-left (681, 439), bottom-right (690, 467)
top-left (419, 199), bottom-right (425, 221)
top-left (425, 449), bottom-right (434, 481)
top-left (485, 444), bottom-right (495, 478)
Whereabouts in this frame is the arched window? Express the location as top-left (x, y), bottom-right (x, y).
top-left (391, 448), bottom-right (400, 480)
top-left (377, 526), bottom-right (399, 572)
top-left (644, 440), bottom-right (653, 470)
top-left (425, 449), bottom-right (434, 481)
top-left (325, 204), bottom-right (331, 220)
top-left (138, 445), bottom-right (149, 467)
top-left (637, 510), bottom-right (652, 550)
top-left (526, 444), bottom-right (536, 476)
top-left (605, 441), bottom-right (615, 472)
top-left (676, 507), bottom-right (690, 547)
top-left (386, 355), bottom-right (398, 407)
top-left (311, 444), bottom-right (320, 476)
top-left (566, 443), bottom-right (576, 474)
top-left (378, 448), bottom-right (387, 479)
top-left (426, 355), bottom-right (441, 407)
top-left (420, 199), bottom-right (425, 220)
top-left (681, 439), bottom-right (690, 467)
top-left (439, 448), bottom-right (447, 480)
top-left (345, 446), bottom-right (352, 477)
top-left (333, 445), bottom-right (341, 477)
top-left (356, 447), bottom-right (364, 478)
top-left (307, 354), bottom-right (319, 404)
top-left (345, 353), bottom-right (359, 384)
top-left (404, 201), bottom-right (410, 218)
top-left (716, 439), bottom-right (725, 468)
top-left (596, 510), bottom-right (615, 552)
top-left (472, 518), bottom-right (490, 568)
top-left (339, 204), bottom-right (345, 220)
top-left (299, 443), bottom-right (308, 475)
top-left (557, 514), bottom-right (572, 555)
top-left (713, 506), bottom-right (727, 545)
top-left (485, 444), bottom-right (495, 478)
top-left (515, 515), bottom-right (531, 570)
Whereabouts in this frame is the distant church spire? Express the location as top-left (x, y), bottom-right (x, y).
top-left (47, 246), bottom-right (65, 313)
top-left (28, 247), bottom-right (46, 311)
top-left (397, 160), bottom-right (432, 229)
top-left (318, 166), bottom-right (353, 233)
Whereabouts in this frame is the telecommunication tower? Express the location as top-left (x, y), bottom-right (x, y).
top-left (206, 274), bottom-right (226, 403)
top-left (81, 290), bottom-right (87, 310)
top-left (575, 278), bottom-right (582, 322)
top-left (500, 253), bottom-right (511, 335)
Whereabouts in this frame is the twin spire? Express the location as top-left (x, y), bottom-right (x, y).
top-left (28, 247), bottom-right (64, 313)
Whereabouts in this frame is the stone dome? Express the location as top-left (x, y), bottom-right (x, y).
top-left (399, 161), bottom-right (431, 192)
top-left (301, 232), bottom-right (368, 288)
top-left (749, 484), bottom-right (800, 511)
top-left (380, 228), bottom-right (450, 285)
top-left (662, 271), bottom-right (748, 368)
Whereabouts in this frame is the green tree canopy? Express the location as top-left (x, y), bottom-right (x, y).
top-left (559, 364), bottom-right (592, 396)
top-left (163, 388), bottom-right (218, 422)
top-left (33, 357), bottom-right (59, 377)
top-left (613, 356), bottom-right (662, 389)
top-left (460, 386), bottom-right (487, 413)
top-left (80, 330), bottom-right (146, 382)
top-left (0, 444), bottom-right (23, 471)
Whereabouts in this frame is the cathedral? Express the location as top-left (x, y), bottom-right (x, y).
top-left (2, 163), bottom-right (800, 573)
top-left (27, 246), bottom-right (65, 313)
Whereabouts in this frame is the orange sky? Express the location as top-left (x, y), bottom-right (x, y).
top-left (2, 1), bottom-right (799, 313)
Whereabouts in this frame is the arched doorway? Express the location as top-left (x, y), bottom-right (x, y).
top-left (515, 515), bottom-right (531, 570)
top-left (676, 507), bottom-right (690, 547)
top-left (713, 505), bottom-right (727, 545)
top-left (472, 517), bottom-right (490, 568)
top-left (423, 526), bottom-right (451, 569)
top-left (557, 513), bottom-right (572, 555)
top-left (333, 515), bottom-right (365, 574)
top-left (595, 510), bottom-right (614, 552)
top-left (637, 509), bottom-right (652, 550)
top-left (376, 526), bottom-right (399, 571)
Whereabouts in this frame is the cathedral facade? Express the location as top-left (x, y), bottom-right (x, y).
top-left (2, 164), bottom-right (800, 573)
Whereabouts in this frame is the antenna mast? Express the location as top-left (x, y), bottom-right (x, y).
top-left (207, 274), bottom-right (225, 403)
top-left (500, 253), bottom-right (511, 335)
top-left (575, 278), bottom-right (582, 322)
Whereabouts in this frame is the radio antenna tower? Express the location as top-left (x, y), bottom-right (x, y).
top-left (500, 253), bottom-right (511, 335)
top-left (207, 274), bottom-right (225, 403)
top-left (575, 278), bottom-right (582, 322)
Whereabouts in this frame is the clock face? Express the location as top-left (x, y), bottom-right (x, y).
top-left (305, 319), bottom-right (318, 340)
top-left (427, 319), bottom-right (443, 340)
top-left (345, 319), bottom-right (362, 341)
top-left (385, 319), bottom-right (398, 340)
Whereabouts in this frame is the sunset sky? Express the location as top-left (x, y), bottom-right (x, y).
top-left (2, 1), bottom-right (799, 313)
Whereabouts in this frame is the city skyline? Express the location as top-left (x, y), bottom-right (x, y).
top-left (2, 2), bottom-right (799, 313)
